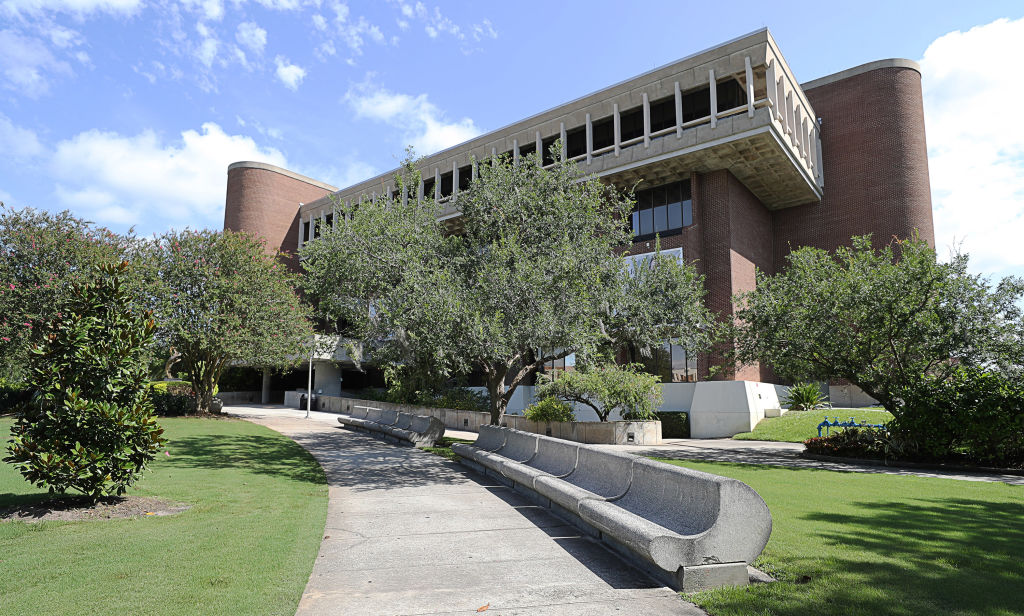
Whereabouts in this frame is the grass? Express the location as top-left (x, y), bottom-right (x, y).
top-left (733, 408), bottom-right (894, 443)
top-left (655, 458), bottom-right (1024, 616)
top-left (419, 436), bottom-right (474, 461)
top-left (0, 416), bottom-right (328, 616)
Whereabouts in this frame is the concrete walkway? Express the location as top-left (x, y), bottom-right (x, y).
top-left (227, 405), bottom-right (704, 616)
top-left (601, 437), bottom-right (1024, 486)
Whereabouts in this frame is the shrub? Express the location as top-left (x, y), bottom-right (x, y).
top-left (804, 427), bottom-right (890, 459)
top-left (524, 398), bottom-right (576, 422)
top-left (0, 379), bottom-right (30, 414)
top-left (657, 412), bottom-right (690, 438)
top-left (4, 262), bottom-right (166, 501)
top-left (783, 382), bottom-right (829, 411)
top-left (151, 390), bottom-right (196, 417)
top-left (892, 367), bottom-right (1024, 467)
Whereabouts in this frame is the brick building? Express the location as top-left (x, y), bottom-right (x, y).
top-left (223, 29), bottom-right (933, 429)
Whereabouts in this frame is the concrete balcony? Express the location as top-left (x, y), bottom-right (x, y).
top-left (298, 28), bottom-right (821, 235)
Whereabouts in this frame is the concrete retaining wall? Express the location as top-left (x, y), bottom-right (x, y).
top-left (218, 391), bottom-right (261, 405)
top-left (317, 396), bottom-right (660, 446)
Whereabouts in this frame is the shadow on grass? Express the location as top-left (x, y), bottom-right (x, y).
top-left (0, 491), bottom-right (52, 509)
top-left (700, 495), bottom-right (1024, 616)
top-left (168, 433), bottom-right (326, 485)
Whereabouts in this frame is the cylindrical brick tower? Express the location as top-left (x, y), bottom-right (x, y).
top-left (223, 161), bottom-right (337, 258)
top-left (772, 59), bottom-right (934, 268)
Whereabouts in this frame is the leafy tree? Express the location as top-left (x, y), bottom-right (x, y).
top-left (302, 151), bottom-right (716, 424)
top-left (4, 262), bottom-right (165, 502)
top-left (732, 234), bottom-right (1024, 411)
top-left (534, 363), bottom-right (663, 421)
top-left (0, 205), bottom-right (130, 381)
top-left (142, 229), bottom-right (314, 414)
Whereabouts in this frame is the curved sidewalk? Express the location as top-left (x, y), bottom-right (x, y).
top-left (601, 438), bottom-right (1024, 486)
top-left (228, 405), bottom-right (705, 616)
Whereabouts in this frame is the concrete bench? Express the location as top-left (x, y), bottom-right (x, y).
top-left (453, 427), bottom-right (772, 592)
top-left (338, 406), bottom-right (445, 447)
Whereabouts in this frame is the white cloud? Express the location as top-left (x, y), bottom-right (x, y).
top-left (0, 29), bottom-right (71, 97)
top-left (346, 80), bottom-right (480, 155)
top-left (0, 113), bottom-right (43, 159)
top-left (311, 13), bottom-right (326, 31)
top-left (921, 17), bottom-right (1024, 277)
top-left (274, 55), bottom-right (305, 90)
top-left (193, 22), bottom-right (219, 68)
top-left (0, 0), bottom-right (141, 16)
top-left (50, 122), bottom-right (289, 228)
top-left (235, 21), bottom-right (266, 54)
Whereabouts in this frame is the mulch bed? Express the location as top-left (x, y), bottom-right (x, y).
top-left (1, 495), bottom-right (190, 523)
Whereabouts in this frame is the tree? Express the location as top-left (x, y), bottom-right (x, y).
top-left (302, 151), bottom-right (716, 424)
top-left (732, 234), bottom-right (1024, 411)
top-left (5, 262), bottom-right (165, 502)
top-left (0, 205), bottom-right (130, 381)
top-left (143, 229), bottom-right (314, 413)
top-left (535, 363), bottom-right (663, 421)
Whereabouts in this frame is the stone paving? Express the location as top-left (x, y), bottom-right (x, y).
top-left (227, 405), bottom-right (705, 616)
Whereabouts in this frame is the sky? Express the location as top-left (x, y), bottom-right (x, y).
top-left (1, 0), bottom-right (1022, 281)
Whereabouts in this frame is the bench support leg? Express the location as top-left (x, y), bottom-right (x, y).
top-left (678, 562), bottom-right (749, 592)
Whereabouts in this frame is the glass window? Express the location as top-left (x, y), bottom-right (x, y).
top-left (654, 204), bottom-right (668, 232)
top-left (683, 200), bottom-right (693, 227)
top-left (639, 208), bottom-right (653, 236)
top-left (632, 210), bottom-right (640, 237)
top-left (302, 220), bottom-right (311, 242)
top-left (667, 201), bottom-right (682, 229)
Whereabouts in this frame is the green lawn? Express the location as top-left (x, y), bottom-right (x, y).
top-left (0, 416), bottom-right (328, 616)
top-left (419, 436), bottom-right (474, 461)
top-left (656, 458), bottom-right (1024, 616)
top-left (733, 408), bottom-right (894, 442)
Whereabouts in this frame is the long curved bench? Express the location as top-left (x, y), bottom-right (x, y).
top-left (453, 427), bottom-right (771, 592)
top-left (338, 407), bottom-right (445, 447)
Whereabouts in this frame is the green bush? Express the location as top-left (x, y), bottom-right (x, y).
top-left (0, 379), bottom-right (30, 414)
top-left (4, 262), bottom-right (166, 501)
top-left (804, 427), bottom-right (890, 458)
top-left (892, 367), bottom-right (1024, 467)
top-left (524, 398), bottom-right (576, 422)
top-left (657, 411), bottom-right (690, 438)
top-left (535, 363), bottom-right (662, 422)
top-left (151, 390), bottom-right (196, 417)
top-left (783, 382), bottom-right (829, 411)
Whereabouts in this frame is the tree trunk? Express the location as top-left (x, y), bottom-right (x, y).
top-left (486, 369), bottom-right (508, 425)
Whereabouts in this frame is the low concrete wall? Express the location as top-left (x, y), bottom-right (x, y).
top-left (318, 396), bottom-right (660, 445)
top-left (829, 384), bottom-right (879, 408)
top-left (218, 391), bottom-right (260, 405)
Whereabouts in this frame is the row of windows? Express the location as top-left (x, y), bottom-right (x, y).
top-left (376, 78), bottom-right (746, 203)
top-left (632, 180), bottom-right (693, 238)
top-left (540, 338), bottom-right (699, 383)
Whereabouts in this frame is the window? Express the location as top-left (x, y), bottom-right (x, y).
top-left (623, 247), bottom-right (683, 276)
top-left (631, 180), bottom-right (692, 238)
top-left (422, 177), bottom-right (435, 199)
top-left (439, 172), bottom-right (454, 198)
top-left (592, 116), bottom-right (614, 151)
top-left (642, 340), bottom-right (698, 383)
top-left (458, 165), bottom-right (473, 191)
top-left (566, 126), bottom-right (586, 158)
top-left (325, 213), bottom-right (334, 230)
top-left (649, 96), bottom-right (676, 132)
top-left (518, 141), bottom-right (536, 162)
top-left (302, 219), bottom-right (311, 243)
top-left (542, 135), bottom-right (558, 166)
top-left (619, 106), bottom-right (643, 142)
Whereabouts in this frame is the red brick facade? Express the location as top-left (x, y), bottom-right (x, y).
top-left (223, 163), bottom-right (335, 267)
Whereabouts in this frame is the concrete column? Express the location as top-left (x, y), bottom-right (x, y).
top-left (800, 115), bottom-right (809, 161)
top-left (814, 123), bottom-right (824, 186)
top-left (472, 157), bottom-right (478, 180)
top-left (613, 103), bottom-right (621, 156)
top-left (513, 138), bottom-right (519, 164)
top-left (785, 91), bottom-right (794, 139)
top-left (559, 122), bottom-right (567, 162)
top-left (434, 168), bottom-right (441, 201)
top-left (535, 132), bottom-right (542, 165)
top-left (766, 59), bottom-right (778, 119)
top-left (417, 178), bottom-right (424, 203)
top-left (674, 81), bottom-right (683, 137)
top-left (642, 92), bottom-right (651, 147)
top-left (709, 69), bottom-right (718, 128)
top-left (795, 107), bottom-right (804, 156)
top-left (452, 161), bottom-right (459, 199)
top-left (585, 113), bottom-right (593, 163)
top-left (261, 367), bottom-right (271, 404)
top-left (744, 57), bottom-right (755, 118)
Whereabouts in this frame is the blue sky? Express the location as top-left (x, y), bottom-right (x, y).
top-left (1, 0), bottom-right (1023, 280)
